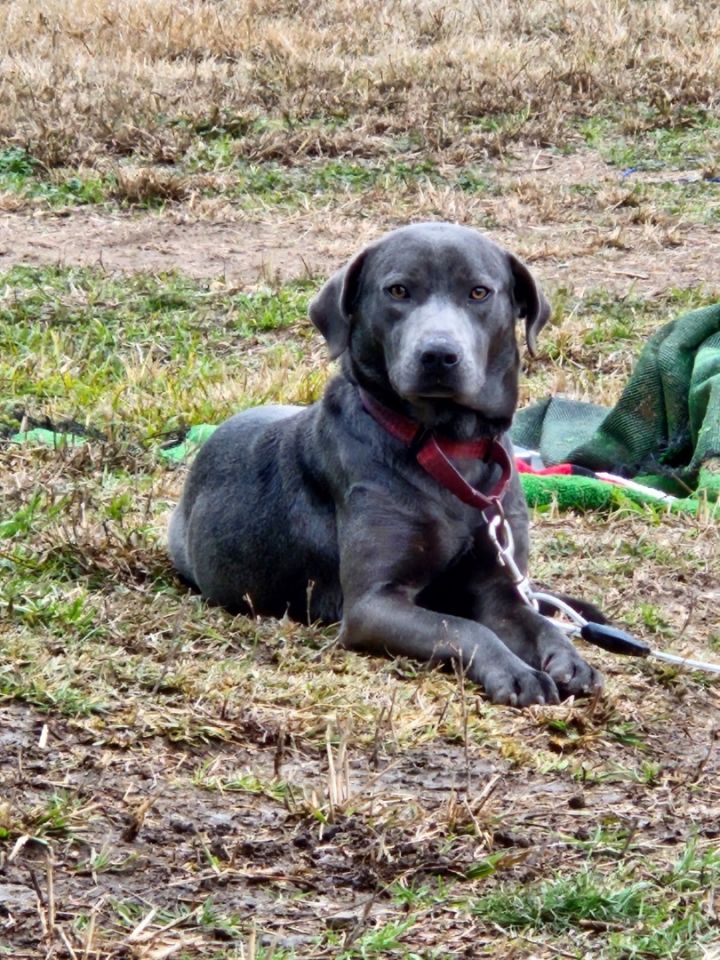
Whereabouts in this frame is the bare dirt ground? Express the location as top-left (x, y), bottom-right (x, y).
top-left (3, 651), bottom-right (720, 956)
top-left (4, 206), bottom-right (720, 297)
top-left (4, 147), bottom-right (720, 299)
top-left (0, 210), bottom-right (348, 287)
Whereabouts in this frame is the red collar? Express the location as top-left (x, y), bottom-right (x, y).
top-left (358, 388), bottom-right (512, 512)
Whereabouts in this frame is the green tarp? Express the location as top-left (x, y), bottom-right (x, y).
top-left (511, 303), bottom-right (720, 510)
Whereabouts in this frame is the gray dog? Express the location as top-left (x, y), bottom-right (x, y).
top-left (169, 222), bottom-right (602, 705)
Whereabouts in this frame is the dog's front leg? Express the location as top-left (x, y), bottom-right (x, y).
top-left (341, 590), bottom-right (560, 706)
top-left (468, 575), bottom-right (604, 699)
top-left (336, 487), bottom-right (559, 706)
top-left (475, 472), bottom-right (603, 698)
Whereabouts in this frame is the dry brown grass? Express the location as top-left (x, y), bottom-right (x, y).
top-left (2, 0), bottom-right (719, 167)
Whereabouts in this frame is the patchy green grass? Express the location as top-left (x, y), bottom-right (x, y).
top-left (0, 266), bottom-right (320, 434)
top-left (529, 284), bottom-right (720, 405)
top-left (0, 145), bottom-right (497, 212)
top-left (580, 111), bottom-right (720, 173)
top-left (473, 866), bottom-right (648, 933)
top-left (472, 840), bottom-right (720, 959)
top-left (5, 266), bottom-right (718, 442)
top-left (0, 147), bottom-right (108, 206)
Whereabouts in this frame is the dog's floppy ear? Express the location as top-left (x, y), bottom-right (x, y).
top-left (507, 252), bottom-right (551, 357)
top-left (309, 248), bottom-right (370, 359)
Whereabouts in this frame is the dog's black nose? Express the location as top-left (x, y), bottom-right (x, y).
top-left (420, 341), bottom-right (461, 370)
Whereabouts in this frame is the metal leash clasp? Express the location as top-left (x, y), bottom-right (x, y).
top-left (486, 502), bottom-right (538, 610)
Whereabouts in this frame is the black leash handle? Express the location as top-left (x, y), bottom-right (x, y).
top-left (580, 622), bottom-right (651, 657)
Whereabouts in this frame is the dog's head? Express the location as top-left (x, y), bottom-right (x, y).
top-left (309, 222), bottom-right (550, 434)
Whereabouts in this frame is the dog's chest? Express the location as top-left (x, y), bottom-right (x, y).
top-left (424, 495), bottom-right (489, 567)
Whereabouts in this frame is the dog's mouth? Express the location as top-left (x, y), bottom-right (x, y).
top-left (412, 387), bottom-right (458, 399)
top-left (369, 365), bottom-right (515, 438)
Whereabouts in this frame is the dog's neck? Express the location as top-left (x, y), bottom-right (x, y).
top-left (342, 363), bottom-right (508, 442)
top-left (357, 387), bottom-right (512, 510)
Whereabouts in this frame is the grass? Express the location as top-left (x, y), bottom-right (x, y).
top-left (1, 275), bottom-right (719, 959)
top-left (1, 2), bottom-right (720, 958)
top-left (473, 867), bottom-right (649, 933)
top-left (1, 0), bottom-right (719, 225)
top-left (0, 145), bottom-right (498, 213)
top-left (472, 840), bottom-right (720, 958)
top-left (1, 261), bottom-right (718, 954)
top-left (0, 265), bottom-right (319, 434)
top-left (580, 112), bottom-right (720, 172)
top-left (2, 1), bottom-right (719, 172)
top-left (3, 265), bottom-right (717, 438)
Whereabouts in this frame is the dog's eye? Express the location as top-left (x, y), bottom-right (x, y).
top-left (387, 284), bottom-right (409, 300)
top-left (469, 286), bottom-right (491, 301)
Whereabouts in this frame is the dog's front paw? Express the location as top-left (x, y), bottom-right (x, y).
top-left (480, 663), bottom-right (560, 707)
top-left (540, 640), bottom-right (604, 699)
